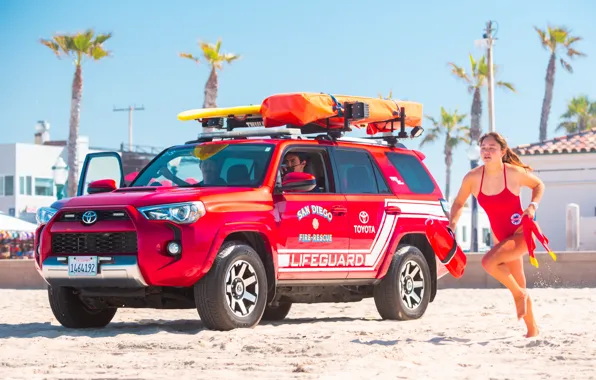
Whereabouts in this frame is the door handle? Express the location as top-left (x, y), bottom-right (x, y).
top-left (384, 206), bottom-right (401, 215)
top-left (331, 206), bottom-right (348, 214)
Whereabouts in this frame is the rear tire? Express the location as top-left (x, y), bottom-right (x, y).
top-left (262, 302), bottom-right (292, 321)
top-left (194, 241), bottom-right (268, 331)
top-left (48, 286), bottom-right (117, 328)
top-left (373, 245), bottom-right (431, 321)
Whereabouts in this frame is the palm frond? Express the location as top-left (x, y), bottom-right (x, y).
top-left (496, 81), bottom-right (516, 92)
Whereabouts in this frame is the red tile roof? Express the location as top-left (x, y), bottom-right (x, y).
top-left (513, 128), bottom-right (596, 156)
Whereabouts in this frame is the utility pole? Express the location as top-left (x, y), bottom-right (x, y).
top-left (484, 21), bottom-right (497, 133)
top-left (114, 104), bottom-right (145, 151)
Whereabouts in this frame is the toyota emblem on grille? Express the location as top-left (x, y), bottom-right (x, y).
top-left (81, 211), bottom-right (98, 225)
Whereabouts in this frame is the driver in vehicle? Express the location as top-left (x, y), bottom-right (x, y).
top-left (281, 152), bottom-right (320, 192)
top-left (281, 152), bottom-right (307, 175)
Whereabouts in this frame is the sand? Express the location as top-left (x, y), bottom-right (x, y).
top-left (0, 288), bottom-right (595, 380)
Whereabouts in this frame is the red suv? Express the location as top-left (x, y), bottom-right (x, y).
top-left (34, 93), bottom-right (462, 331)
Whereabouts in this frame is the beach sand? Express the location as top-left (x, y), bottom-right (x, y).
top-left (0, 288), bottom-right (594, 379)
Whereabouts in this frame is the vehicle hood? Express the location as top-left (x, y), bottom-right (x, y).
top-left (53, 186), bottom-right (255, 209)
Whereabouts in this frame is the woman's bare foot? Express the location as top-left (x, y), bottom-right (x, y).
top-left (525, 324), bottom-right (539, 338)
top-left (514, 290), bottom-right (528, 320)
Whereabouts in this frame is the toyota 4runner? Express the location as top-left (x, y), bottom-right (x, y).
top-left (34, 93), bottom-right (458, 331)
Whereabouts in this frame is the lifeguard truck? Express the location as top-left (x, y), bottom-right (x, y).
top-left (33, 92), bottom-right (465, 331)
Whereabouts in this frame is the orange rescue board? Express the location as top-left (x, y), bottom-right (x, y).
top-left (260, 92), bottom-right (423, 134)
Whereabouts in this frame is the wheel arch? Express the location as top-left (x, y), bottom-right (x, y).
top-left (396, 233), bottom-right (438, 302)
top-left (222, 231), bottom-right (277, 303)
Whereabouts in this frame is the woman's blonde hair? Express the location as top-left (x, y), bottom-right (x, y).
top-left (479, 132), bottom-right (532, 170)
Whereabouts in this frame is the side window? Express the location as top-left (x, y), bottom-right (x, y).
top-left (385, 152), bottom-right (436, 194)
top-left (281, 148), bottom-right (334, 193)
top-left (333, 148), bottom-right (389, 194)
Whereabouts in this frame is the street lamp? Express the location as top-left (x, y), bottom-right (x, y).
top-left (467, 141), bottom-right (481, 252)
top-left (52, 157), bottom-right (68, 200)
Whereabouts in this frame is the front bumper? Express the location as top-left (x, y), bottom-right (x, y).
top-left (41, 255), bottom-right (148, 288)
top-left (35, 205), bottom-right (216, 287)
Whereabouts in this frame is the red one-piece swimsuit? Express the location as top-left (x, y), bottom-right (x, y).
top-left (477, 164), bottom-right (525, 242)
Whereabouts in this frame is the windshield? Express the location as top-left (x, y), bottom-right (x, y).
top-left (130, 143), bottom-right (275, 188)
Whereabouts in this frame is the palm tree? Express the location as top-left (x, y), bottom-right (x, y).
top-left (180, 38), bottom-right (240, 131)
top-left (448, 54), bottom-right (515, 144)
top-left (419, 107), bottom-right (470, 200)
top-left (556, 95), bottom-right (596, 134)
top-left (535, 25), bottom-right (586, 142)
top-left (40, 29), bottom-right (112, 197)
top-left (378, 90), bottom-right (393, 99)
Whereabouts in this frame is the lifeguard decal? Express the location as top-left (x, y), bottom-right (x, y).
top-left (278, 199), bottom-right (448, 272)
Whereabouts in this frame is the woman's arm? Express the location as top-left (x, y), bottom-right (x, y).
top-left (519, 168), bottom-right (545, 218)
top-left (448, 172), bottom-right (474, 231)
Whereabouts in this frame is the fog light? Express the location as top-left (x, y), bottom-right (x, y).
top-left (166, 241), bottom-right (181, 256)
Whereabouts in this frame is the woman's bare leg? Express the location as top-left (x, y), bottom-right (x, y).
top-left (481, 232), bottom-right (529, 319)
top-left (506, 257), bottom-right (539, 337)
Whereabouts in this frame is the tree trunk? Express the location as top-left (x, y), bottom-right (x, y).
top-left (444, 141), bottom-right (453, 201)
top-left (470, 88), bottom-right (482, 142)
top-left (539, 53), bottom-right (556, 142)
top-left (202, 66), bottom-right (219, 132)
top-left (203, 66), bottom-right (218, 108)
top-left (66, 64), bottom-right (83, 198)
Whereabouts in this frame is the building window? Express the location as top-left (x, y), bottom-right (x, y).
top-left (4, 176), bottom-right (14, 196)
top-left (482, 228), bottom-right (491, 246)
top-left (461, 225), bottom-right (468, 243)
top-left (0, 177), bottom-right (3, 196)
top-left (34, 178), bottom-right (54, 196)
top-left (19, 176), bottom-right (32, 195)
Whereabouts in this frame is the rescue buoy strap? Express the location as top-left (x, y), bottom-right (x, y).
top-left (441, 227), bottom-right (458, 265)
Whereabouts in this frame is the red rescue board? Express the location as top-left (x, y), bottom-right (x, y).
top-left (424, 218), bottom-right (467, 278)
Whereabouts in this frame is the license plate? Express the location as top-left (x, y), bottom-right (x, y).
top-left (68, 256), bottom-right (98, 276)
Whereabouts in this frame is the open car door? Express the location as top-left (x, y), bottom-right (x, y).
top-left (76, 152), bottom-right (125, 196)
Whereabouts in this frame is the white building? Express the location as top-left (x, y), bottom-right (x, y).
top-left (0, 121), bottom-right (104, 223)
top-left (514, 128), bottom-right (596, 252)
top-left (451, 204), bottom-right (492, 253)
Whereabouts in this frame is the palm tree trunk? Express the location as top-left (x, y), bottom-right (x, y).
top-left (539, 53), bottom-right (556, 142)
top-left (66, 64), bottom-right (83, 198)
top-left (444, 146), bottom-right (453, 201)
top-left (202, 66), bottom-right (219, 133)
top-left (203, 66), bottom-right (218, 108)
top-left (470, 88), bottom-right (482, 142)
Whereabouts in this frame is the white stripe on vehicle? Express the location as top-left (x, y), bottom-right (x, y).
top-left (277, 199), bottom-right (447, 272)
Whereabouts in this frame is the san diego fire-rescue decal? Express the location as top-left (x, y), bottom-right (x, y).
top-left (277, 199), bottom-right (448, 272)
top-left (296, 204), bottom-right (333, 244)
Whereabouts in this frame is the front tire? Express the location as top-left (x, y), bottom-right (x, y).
top-left (373, 245), bottom-right (431, 321)
top-left (194, 241), bottom-right (268, 331)
top-left (48, 286), bottom-right (117, 328)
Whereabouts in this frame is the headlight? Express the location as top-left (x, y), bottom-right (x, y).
top-left (138, 201), bottom-right (206, 224)
top-left (36, 207), bottom-right (57, 225)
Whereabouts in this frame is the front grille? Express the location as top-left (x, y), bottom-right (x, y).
top-left (51, 232), bottom-right (137, 255)
top-left (56, 210), bottom-right (130, 222)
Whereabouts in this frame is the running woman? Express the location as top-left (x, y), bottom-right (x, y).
top-left (449, 132), bottom-right (545, 338)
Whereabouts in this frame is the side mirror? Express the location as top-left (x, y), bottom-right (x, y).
top-left (281, 172), bottom-right (316, 192)
top-left (88, 179), bottom-right (117, 194)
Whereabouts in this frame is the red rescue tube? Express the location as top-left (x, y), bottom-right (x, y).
top-left (424, 218), bottom-right (467, 278)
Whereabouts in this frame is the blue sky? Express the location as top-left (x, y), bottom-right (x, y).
top-left (1, 0), bottom-right (595, 198)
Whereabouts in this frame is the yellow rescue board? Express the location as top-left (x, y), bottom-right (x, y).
top-left (177, 105), bottom-right (261, 121)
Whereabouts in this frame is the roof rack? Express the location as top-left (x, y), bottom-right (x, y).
top-left (184, 126), bottom-right (302, 144)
